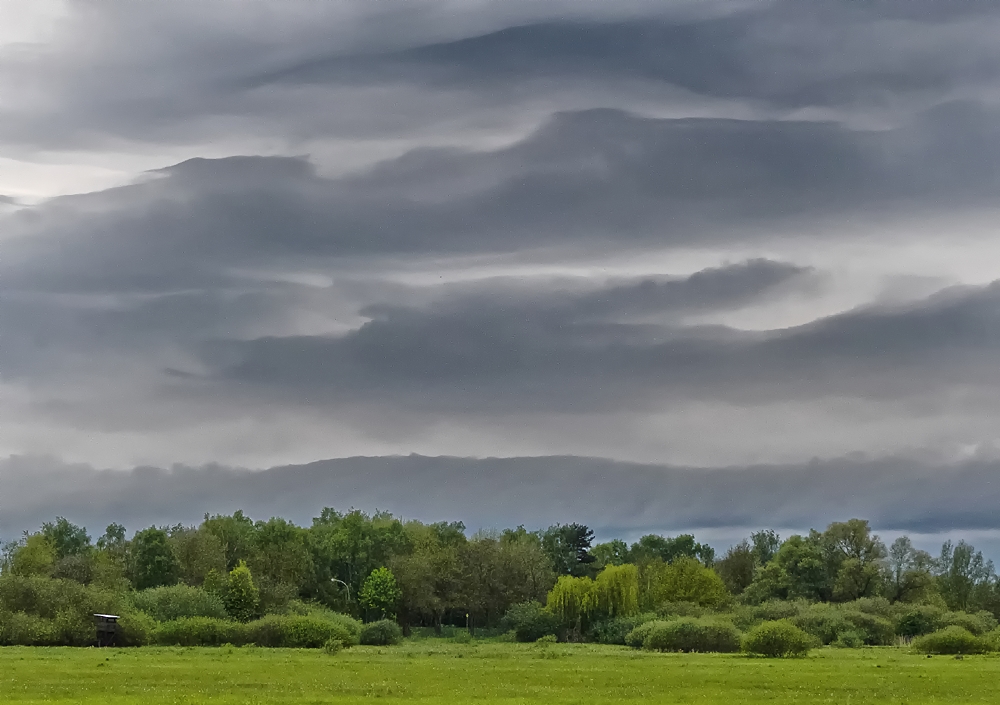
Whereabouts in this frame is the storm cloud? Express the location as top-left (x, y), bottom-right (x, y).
top-left (1, 0), bottom-right (1000, 540)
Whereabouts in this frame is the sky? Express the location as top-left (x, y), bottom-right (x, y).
top-left (3, 0), bottom-right (1000, 550)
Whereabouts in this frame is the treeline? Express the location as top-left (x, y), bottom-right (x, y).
top-left (0, 511), bottom-right (998, 648)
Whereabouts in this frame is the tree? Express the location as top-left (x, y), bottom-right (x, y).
top-left (169, 526), bottom-right (226, 586)
top-left (630, 534), bottom-right (715, 566)
top-left (392, 521), bottom-right (463, 634)
top-left (360, 567), bottom-right (401, 620)
top-left (40, 517), bottom-right (91, 559)
top-left (643, 557), bottom-right (730, 608)
top-left (251, 517), bottom-right (313, 587)
top-left (715, 540), bottom-right (756, 595)
top-left (591, 539), bottom-right (630, 568)
top-left (541, 524), bottom-right (595, 576)
top-left (225, 560), bottom-right (260, 622)
top-left (9, 534), bottom-right (56, 577)
top-left (202, 511), bottom-right (256, 571)
top-left (750, 530), bottom-right (781, 565)
top-left (593, 563), bottom-right (639, 618)
top-left (307, 509), bottom-right (411, 606)
top-left (937, 540), bottom-right (994, 611)
top-left (821, 519), bottom-right (887, 601)
top-left (887, 536), bottom-right (935, 603)
top-left (131, 527), bottom-right (180, 590)
top-left (546, 575), bottom-right (595, 638)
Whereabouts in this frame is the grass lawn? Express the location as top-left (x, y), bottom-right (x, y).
top-left (1, 642), bottom-right (999, 704)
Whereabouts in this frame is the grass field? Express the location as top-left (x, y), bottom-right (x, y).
top-left (2, 642), bottom-right (999, 704)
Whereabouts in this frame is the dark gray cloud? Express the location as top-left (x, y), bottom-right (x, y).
top-left (1, 0), bottom-right (1000, 504)
top-left (204, 279), bottom-right (1000, 413)
top-left (2, 453), bottom-right (999, 542)
top-left (6, 101), bottom-right (1000, 298)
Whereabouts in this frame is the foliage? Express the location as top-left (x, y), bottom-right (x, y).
top-left (939, 610), bottom-right (997, 636)
top-left (323, 636), bottom-right (343, 654)
top-left (643, 557), bottom-right (730, 608)
top-left (911, 626), bottom-right (989, 654)
top-left (541, 524), bottom-right (595, 576)
top-left (9, 535), bottom-right (57, 577)
top-left (360, 567), bottom-right (401, 619)
top-left (131, 527), bottom-right (179, 590)
top-left (224, 561), bottom-right (260, 622)
top-left (624, 619), bottom-right (665, 648)
top-left (359, 618), bottom-right (402, 645)
top-left (593, 563), bottom-right (639, 618)
top-left (501, 601), bottom-right (560, 642)
top-left (546, 575), bottom-right (595, 633)
top-left (130, 584), bottom-right (227, 622)
top-left (642, 617), bottom-right (742, 653)
top-left (742, 620), bottom-right (817, 657)
top-left (588, 612), bottom-right (656, 645)
top-left (894, 604), bottom-right (944, 637)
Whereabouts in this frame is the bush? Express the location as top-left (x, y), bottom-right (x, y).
top-left (360, 619), bottom-right (402, 646)
top-left (940, 611), bottom-right (998, 636)
top-left (742, 620), bottom-right (817, 658)
top-left (894, 605), bottom-right (943, 638)
top-left (452, 630), bottom-right (472, 644)
top-left (831, 630), bottom-right (864, 649)
top-left (656, 601), bottom-right (706, 619)
top-left (131, 584), bottom-right (227, 622)
top-left (912, 626), bottom-right (989, 655)
top-left (642, 618), bottom-right (741, 653)
top-left (0, 612), bottom-right (58, 645)
top-left (791, 605), bottom-right (849, 645)
top-left (117, 610), bottom-right (156, 646)
top-left (154, 617), bottom-right (248, 646)
top-left (502, 602), bottom-right (561, 643)
top-left (324, 637), bottom-right (343, 654)
top-left (536, 634), bottom-right (558, 645)
top-left (625, 620), bottom-right (666, 649)
top-left (589, 613), bottom-right (656, 645)
top-left (842, 611), bottom-right (895, 646)
top-left (249, 614), bottom-right (357, 648)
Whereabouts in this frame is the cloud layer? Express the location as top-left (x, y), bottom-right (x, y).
top-left (0, 1), bottom-right (1000, 535)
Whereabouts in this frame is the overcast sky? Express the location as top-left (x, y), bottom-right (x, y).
top-left (3, 0), bottom-right (1000, 545)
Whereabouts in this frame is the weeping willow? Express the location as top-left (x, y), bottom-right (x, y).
top-left (594, 563), bottom-right (639, 617)
top-left (546, 575), bottom-right (596, 630)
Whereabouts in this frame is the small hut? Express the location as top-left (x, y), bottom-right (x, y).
top-left (94, 614), bottom-right (120, 647)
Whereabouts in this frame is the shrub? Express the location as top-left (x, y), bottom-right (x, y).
top-left (894, 605), bottom-right (943, 638)
top-left (846, 597), bottom-right (892, 618)
top-left (982, 627), bottom-right (1000, 652)
top-left (0, 612), bottom-right (58, 645)
top-left (502, 602), bottom-right (560, 643)
top-left (625, 620), bottom-right (665, 649)
top-left (642, 617), bottom-right (741, 653)
top-left (536, 634), bottom-right (558, 645)
top-left (940, 611), bottom-right (998, 636)
top-left (791, 605), bottom-right (849, 645)
top-left (589, 613), bottom-right (656, 645)
top-left (324, 637), bottom-right (343, 654)
top-left (831, 630), bottom-right (864, 649)
top-left (842, 611), bottom-right (895, 646)
top-left (224, 562), bottom-right (260, 622)
top-left (742, 620), bottom-right (816, 657)
top-left (117, 610), bottom-right (156, 646)
top-left (246, 614), bottom-right (355, 648)
top-left (452, 630), bottom-right (472, 644)
top-left (154, 617), bottom-right (248, 646)
top-left (656, 601), bottom-right (706, 619)
top-left (131, 584), bottom-right (227, 622)
top-left (360, 619), bottom-right (402, 646)
top-left (912, 626), bottom-right (988, 655)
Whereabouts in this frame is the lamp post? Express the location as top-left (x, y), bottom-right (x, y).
top-left (330, 578), bottom-right (351, 602)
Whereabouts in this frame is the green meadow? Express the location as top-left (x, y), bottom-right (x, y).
top-left (2, 643), bottom-right (999, 705)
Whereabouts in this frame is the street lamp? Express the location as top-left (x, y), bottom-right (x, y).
top-left (330, 578), bottom-right (351, 601)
